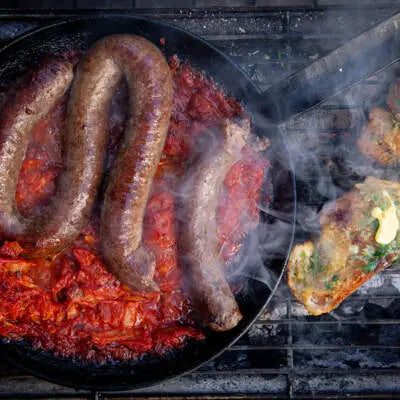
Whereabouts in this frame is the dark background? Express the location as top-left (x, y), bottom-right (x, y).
top-left (0, 1), bottom-right (400, 399)
top-left (3, 0), bottom-right (398, 9)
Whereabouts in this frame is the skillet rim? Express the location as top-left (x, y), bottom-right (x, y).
top-left (0, 15), bottom-right (297, 391)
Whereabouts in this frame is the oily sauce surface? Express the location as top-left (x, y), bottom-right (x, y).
top-left (0, 56), bottom-right (266, 362)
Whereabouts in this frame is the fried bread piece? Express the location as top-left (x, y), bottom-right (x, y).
top-left (357, 107), bottom-right (400, 166)
top-left (288, 176), bottom-right (400, 315)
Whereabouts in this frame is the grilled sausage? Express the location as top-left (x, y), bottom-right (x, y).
top-left (93, 35), bottom-right (173, 292)
top-left (182, 119), bottom-right (249, 331)
top-left (0, 58), bottom-right (76, 253)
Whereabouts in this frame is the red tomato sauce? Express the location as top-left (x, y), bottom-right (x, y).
top-left (0, 56), bottom-right (267, 362)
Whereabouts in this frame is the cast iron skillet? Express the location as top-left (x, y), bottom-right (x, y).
top-left (0, 16), bottom-right (296, 391)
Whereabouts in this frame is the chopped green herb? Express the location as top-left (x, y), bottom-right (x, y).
top-left (370, 191), bottom-right (391, 211)
top-left (375, 243), bottom-right (391, 258)
top-left (310, 250), bottom-right (319, 277)
top-left (319, 264), bottom-right (326, 272)
top-left (379, 197), bottom-right (391, 211)
top-left (300, 252), bottom-right (306, 258)
top-left (331, 274), bottom-right (340, 282)
top-left (324, 283), bottom-right (333, 290)
top-left (364, 259), bottom-right (379, 272)
top-left (362, 245), bottom-right (375, 259)
top-left (372, 193), bottom-right (380, 203)
top-left (361, 215), bottom-right (376, 228)
top-left (358, 238), bottom-right (400, 273)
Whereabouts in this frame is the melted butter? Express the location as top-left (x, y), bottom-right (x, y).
top-left (371, 190), bottom-right (399, 245)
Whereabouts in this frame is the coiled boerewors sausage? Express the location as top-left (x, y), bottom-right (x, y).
top-left (181, 119), bottom-right (249, 331)
top-left (88, 35), bottom-right (173, 292)
top-left (0, 58), bottom-right (79, 254)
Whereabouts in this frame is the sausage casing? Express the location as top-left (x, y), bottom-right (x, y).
top-left (181, 119), bottom-right (250, 331)
top-left (86, 35), bottom-right (173, 291)
top-left (0, 58), bottom-right (78, 254)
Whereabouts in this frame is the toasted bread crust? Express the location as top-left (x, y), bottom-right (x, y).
top-left (357, 107), bottom-right (400, 166)
top-left (288, 177), bottom-right (400, 315)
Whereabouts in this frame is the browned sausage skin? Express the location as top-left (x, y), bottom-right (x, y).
top-left (95, 35), bottom-right (173, 292)
top-left (30, 50), bottom-right (118, 254)
top-left (0, 58), bottom-right (75, 253)
top-left (181, 119), bottom-right (249, 331)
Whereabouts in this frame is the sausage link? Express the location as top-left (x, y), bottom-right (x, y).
top-left (86, 35), bottom-right (173, 291)
top-left (181, 119), bottom-right (248, 331)
top-left (0, 58), bottom-right (76, 252)
top-left (29, 54), bottom-right (119, 254)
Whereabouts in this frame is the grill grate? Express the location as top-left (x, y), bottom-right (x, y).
top-left (0, 4), bottom-right (400, 399)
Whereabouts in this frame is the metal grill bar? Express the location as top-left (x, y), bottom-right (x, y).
top-left (0, 4), bottom-right (399, 400)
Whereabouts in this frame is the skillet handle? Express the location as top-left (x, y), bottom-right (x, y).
top-left (258, 12), bottom-right (400, 125)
